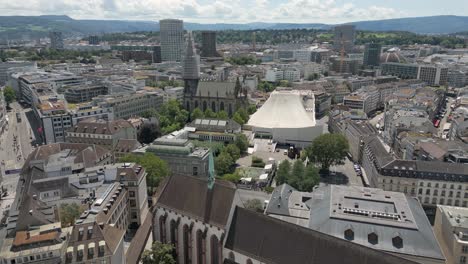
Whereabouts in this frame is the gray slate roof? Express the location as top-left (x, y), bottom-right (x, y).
top-left (196, 81), bottom-right (236, 98)
top-left (225, 206), bottom-right (419, 264)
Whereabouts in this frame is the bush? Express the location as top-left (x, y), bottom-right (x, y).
top-left (251, 156), bottom-right (266, 168)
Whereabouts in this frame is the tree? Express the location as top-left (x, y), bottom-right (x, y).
top-left (276, 160), bottom-right (291, 185)
top-left (60, 203), bottom-right (84, 227)
top-left (247, 105), bottom-right (257, 115)
top-left (3, 86), bottom-right (16, 106)
top-left (232, 112), bottom-right (245, 125)
top-left (204, 108), bottom-right (217, 118)
top-left (191, 107), bottom-right (204, 120)
top-left (137, 123), bottom-right (161, 144)
top-left (221, 172), bottom-right (242, 183)
top-left (120, 153), bottom-right (170, 195)
top-left (157, 100), bottom-right (189, 135)
top-left (217, 110), bottom-right (229, 120)
top-left (235, 134), bottom-right (249, 154)
top-left (244, 199), bottom-right (264, 213)
top-left (142, 242), bottom-right (176, 264)
top-left (236, 108), bottom-right (249, 123)
top-left (305, 133), bottom-right (349, 171)
top-left (251, 156), bottom-right (265, 168)
top-left (215, 152), bottom-right (235, 175)
top-left (224, 144), bottom-right (241, 161)
top-left (299, 165), bottom-right (320, 192)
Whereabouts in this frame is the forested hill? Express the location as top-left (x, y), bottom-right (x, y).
top-left (1, 15), bottom-right (468, 40)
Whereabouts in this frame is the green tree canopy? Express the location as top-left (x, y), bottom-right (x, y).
top-left (223, 144), bottom-right (241, 161)
top-left (204, 108), bottom-right (217, 118)
top-left (142, 242), bottom-right (176, 264)
top-left (276, 160), bottom-right (291, 185)
top-left (215, 152), bottom-right (235, 175)
top-left (217, 110), bottom-right (229, 120)
top-left (137, 122), bottom-right (161, 144)
top-left (221, 172), bottom-right (242, 183)
top-left (234, 134), bottom-right (249, 154)
top-left (244, 199), bottom-right (264, 213)
top-left (275, 160), bottom-right (320, 192)
top-left (251, 156), bottom-right (265, 168)
top-left (191, 107), bottom-right (204, 120)
top-left (60, 203), bottom-right (84, 227)
top-left (233, 112), bottom-right (245, 125)
top-left (305, 133), bottom-right (349, 171)
top-left (3, 86), bottom-right (16, 106)
top-left (120, 153), bottom-right (170, 195)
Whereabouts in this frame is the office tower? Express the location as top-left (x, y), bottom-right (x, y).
top-left (88, 35), bottom-right (100, 45)
top-left (333, 25), bottom-right (355, 53)
top-left (49, 31), bottom-right (64, 50)
top-left (201, 30), bottom-right (218, 57)
top-left (159, 19), bottom-right (184, 62)
top-left (364, 43), bottom-right (382, 67)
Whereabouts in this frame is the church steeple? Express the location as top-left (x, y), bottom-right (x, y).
top-left (183, 32), bottom-right (200, 96)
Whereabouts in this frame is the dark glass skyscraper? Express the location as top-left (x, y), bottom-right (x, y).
top-left (201, 31), bottom-right (218, 57)
top-left (364, 43), bottom-right (382, 67)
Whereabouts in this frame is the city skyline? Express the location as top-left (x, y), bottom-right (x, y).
top-left (0, 0), bottom-right (467, 24)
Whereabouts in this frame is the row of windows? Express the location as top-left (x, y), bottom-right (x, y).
top-left (8, 252), bottom-right (54, 264)
top-left (418, 188), bottom-right (468, 198)
top-left (418, 196), bottom-right (467, 207)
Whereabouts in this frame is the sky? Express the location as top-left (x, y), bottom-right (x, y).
top-left (0, 0), bottom-right (467, 24)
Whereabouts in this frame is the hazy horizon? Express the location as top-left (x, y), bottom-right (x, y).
top-left (0, 0), bottom-right (467, 24)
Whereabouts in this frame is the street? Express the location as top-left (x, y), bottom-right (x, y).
top-left (0, 102), bottom-right (36, 215)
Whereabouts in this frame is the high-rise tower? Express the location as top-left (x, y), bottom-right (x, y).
top-left (159, 19), bottom-right (184, 62)
top-left (183, 32), bottom-right (200, 98)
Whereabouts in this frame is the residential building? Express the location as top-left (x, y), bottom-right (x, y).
top-left (160, 19), bottom-right (184, 62)
top-left (331, 57), bottom-right (361, 74)
top-left (0, 223), bottom-right (72, 264)
top-left (0, 61), bottom-right (36, 85)
top-left (364, 43), bottom-right (382, 67)
top-left (201, 31), bottom-right (218, 57)
top-left (34, 98), bottom-right (72, 144)
top-left (361, 135), bottom-right (467, 208)
top-left (88, 35), bottom-right (100, 45)
top-left (382, 63), bottom-right (448, 86)
top-left (333, 25), bottom-right (355, 53)
top-left (49, 31), bottom-right (64, 50)
top-left (66, 118), bottom-right (137, 149)
top-left (448, 70), bottom-right (467, 88)
top-left (186, 118), bottom-right (241, 143)
top-left (265, 184), bottom-right (446, 264)
top-left (64, 84), bottom-right (108, 103)
top-left (265, 67), bottom-right (300, 82)
top-left (163, 86), bottom-right (184, 102)
top-left (92, 91), bottom-right (164, 120)
top-left (0, 88), bottom-right (6, 136)
top-left (434, 206), bottom-right (468, 264)
top-left (310, 48), bottom-right (330, 63)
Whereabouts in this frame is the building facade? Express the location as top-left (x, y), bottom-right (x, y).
top-left (49, 31), bottom-right (64, 50)
top-left (201, 31), bottom-right (218, 57)
top-left (333, 25), bottom-right (355, 53)
top-left (364, 43), bottom-right (382, 67)
top-left (160, 19), bottom-right (184, 62)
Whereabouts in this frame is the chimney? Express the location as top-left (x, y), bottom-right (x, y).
top-left (26, 232), bottom-right (30, 239)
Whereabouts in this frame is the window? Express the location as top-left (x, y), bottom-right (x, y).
top-left (426, 189), bottom-right (430, 195)
top-left (183, 225), bottom-right (192, 264)
top-left (418, 189), bottom-right (423, 195)
top-left (344, 229), bottom-right (354, 241)
top-left (130, 200), bottom-right (136, 207)
top-left (196, 230), bottom-right (206, 264)
top-left (450, 191), bottom-right (454, 197)
top-left (433, 190), bottom-right (438, 196)
top-left (443, 184), bottom-right (447, 188)
top-left (211, 235), bottom-right (221, 264)
top-left (193, 166), bottom-right (198, 176)
top-left (392, 236), bottom-right (403, 249)
top-left (368, 233), bottom-right (378, 245)
top-left (451, 184), bottom-right (455, 189)
top-left (462, 245), bottom-right (468, 253)
top-left (129, 191), bottom-right (135, 197)
top-left (461, 256), bottom-right (467, 264)
top-left (442, 190), bottom-right (446, 196)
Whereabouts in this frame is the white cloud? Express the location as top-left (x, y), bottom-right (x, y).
top-left (0, 0), bottom-right (406, 23)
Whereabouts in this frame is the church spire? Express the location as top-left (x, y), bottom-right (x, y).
top-left (182, 31), bottom-right (200, 80)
